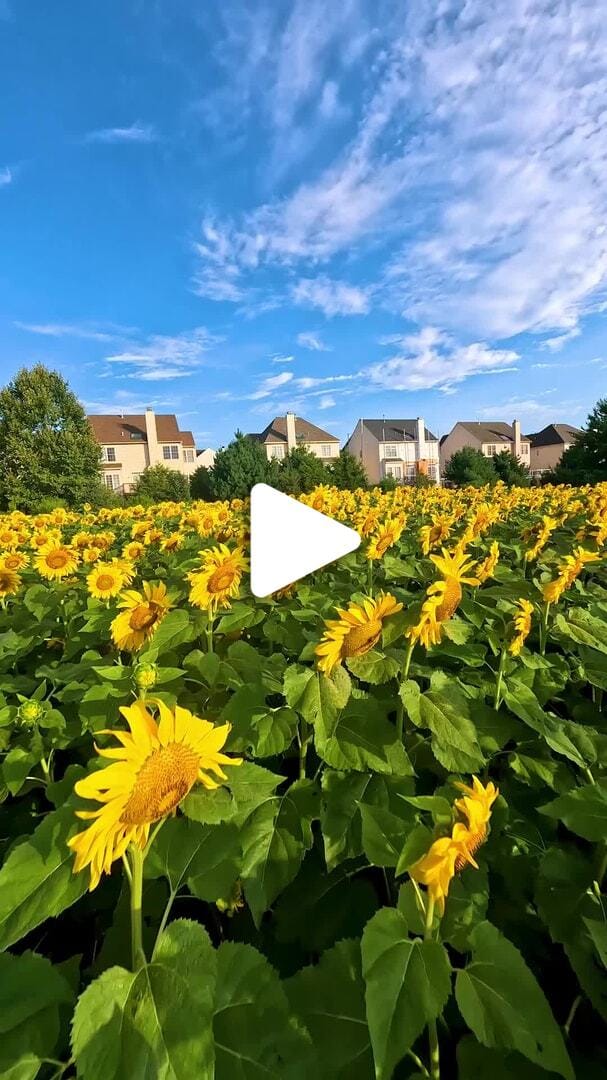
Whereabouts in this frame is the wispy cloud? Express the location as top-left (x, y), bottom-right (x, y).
top-left (85, 123), bottom-right (157, 144)
top-left (365, 327), bottom-right (518, 393)
top-left (15, 320), bottom-right (130, 342)
top-left (297, 331), bottom-right (331, 352)
top-left (248, 371), bottom-right (294, 400)
top-left (105, 327), bottom-right (222, 381)
top-left (0, 166), bottom-right (12, 187)
top-left (318, 394), bottom-right (336, 409)
top-left (292, 276), bottom-right (370, 316)
top-left (541, 328), bottom-right (582, 352)
top-left (270, 353), bottom-right (294, 363)
top-left (82, 390), bottom-right (176, 414)
top-left (476, 394), bottom-right (585, 427)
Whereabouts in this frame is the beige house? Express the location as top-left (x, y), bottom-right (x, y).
top-left (345, 418), bottom-right (440, 484)
top-left (88, 409), bottom-right (197, 494)
top-left (440, 420), bottom-right (530, 471)
top-left (247, 412), bottom-right (340, 462)
top-left (196, 448), bottom-right (216, 470)
top-left (528, 424), bottom-right (582, 478)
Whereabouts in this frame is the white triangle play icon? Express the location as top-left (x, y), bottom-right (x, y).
top-left (250, 484), bottom-right (361, 598)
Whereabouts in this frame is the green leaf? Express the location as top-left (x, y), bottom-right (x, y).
top-left (320, 770), bottom-right (372, 870)
top-left (315, 696), bottom-right (412, 775)
top-left (346, 649), bottom-right (400, 684)
top-left (145, 816), bottom-right (241, 902)
top-left (455, 921), bottom-right (573, 1080)
top-left (361, 907), bottom-right (452, 1080)
top-left (285, 939), bottom-right (373, 1079)
top-left (440, 866), bottom-right (489, 953)
top-left (504, 681), bottom-right (586, 767)
top-left (213, 941), bottom-right (311, 1078)
top-left (417, 689), bottom-right (485, 773)
top-left (457, 1036), bottom-right (556, 1080)
top-left (584, 918), bottom-right (607, 968)
top-left (0, 951), bottom-right (73, 1080)
top-left (540, 783), bottom-right (607, 840)
top-left (142, 608), bottom-right (193, 655)
top-left (360, 804), bottom-right (413, 867)
top-left (72, 919), bottom-right (216, 1080)
top-left (395, 824), bottom-right (433, 877)
top-left (0, 806), bottom-right (88, 950)
top-left (554, 608), bottom-right (607, 655)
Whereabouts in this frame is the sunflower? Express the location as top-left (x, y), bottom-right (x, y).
top-left (366, 515), bottom-right (406, 560)
top-left (0, 568), bottom-right (21, 598)
top-left (68, 699), bottom-right (242, 890)
top-left (409, 825), bottom-right (479, 915)
top-left (508, 598), bottom-right (534, 656)
top-left (111, 582), bottom-right (172, 652)
top-left (87, 561), bottom-right (130, 601)
top-left (160, 532), bottom-right (183, 553)
top-left (315, 593), bottom-right (403, 675)
top-left (542, 546), bottom-right (600, 604)
top-left (189, 545), bottom-right (248, 612)
top-left (428, 545), bottom-right (479, 620)
top-left (524, 515), bottom-right (558, 561)
top-left (35, 543), bottom-right (79, 580)
top-left (476, 540), bottom-right (500, 584)
top-left (419, 515), bottom-right (453, 555)
top-left (122, 541), bottom-right (145, 561)
top-left (0, 550), bottom-right (29, 572)
top-left (453, 776), bottom-right (499, 852)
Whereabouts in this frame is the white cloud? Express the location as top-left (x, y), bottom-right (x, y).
top-left (0, 166), bottom-right (12, 187)
top-left (249, 371), bottom-right (294, 400)
top-left (297, 331), bottom-right (331, 351)
top-left (318, 394), bottom-right (336, 409)
top-left (15, 320), bottom-right (128, 342)
top-left (292, 276), bottom-right (370, 316)
top-left (105, 327), bottom-right (222, 380)
top-left (476, 395), bottom-right (585, 428)
top-left (365, 327), bottom-right (518, 393)
top-left (85, 123), bottom-right (157, 144)
top-left (270, 354), bottom-right (294, 363)
top-left (82, 391), bottom-right (175, 413)
top-left (541, 328), bottom-right (582, 352)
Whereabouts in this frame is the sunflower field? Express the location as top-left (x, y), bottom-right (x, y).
top-left (1, 481), bottom-right (606, 1079)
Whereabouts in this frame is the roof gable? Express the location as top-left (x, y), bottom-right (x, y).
top-left (528, 423), bottom-right (583, 448)
top-left (88, 414), bottom-right (195, 447)
top-left (249, 415), bottom-right (339, 444)
top-left (358, 419), bottom-right (438, 442)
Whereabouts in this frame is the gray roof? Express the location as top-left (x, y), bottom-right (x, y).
top-left (356, 419), bottom-right (438, 442)
top-left (528, 424), bottom-right (583, 448)
top-left (247, 415), bottom-right (339, 445)
top-left (451, 421), bottom-right (528, 444)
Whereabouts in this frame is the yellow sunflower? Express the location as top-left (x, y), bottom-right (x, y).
top-left (189, 545), bottom-right (248, 612)
top-left (315, 593), bottom-right (403, 674)
top-left (508, 598), bottom-right (534, 656)
top-left (428, 545), bottom-right (479, 620)
top-left (111, 582), bottom-right (172, 652)
top-left (122, 541), bottom-right (145, 561)
top-left (409, 824), bottom-right (479, 915)
top-left (366, 515), bottom-right (406, 560)
top-left (419, 515), bottom-right (453, 555)
top-left (476, 540), bottom-right (500, 584)
top-left (0, 568), bottom-right (21, 598)
top-left (87, 561), bottom-right (130, 600)
top-left (542, 546), bottom-right (600, 604)
top-left (68, 699), bottom-right (242, 890)
top-left (453, 776), bottom-right (499, 851)
top-left (35, 543), bottom-right (79, 580)
top-left (0, 550), bottom-right (29, 572)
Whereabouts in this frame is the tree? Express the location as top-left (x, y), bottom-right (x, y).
top-left (549, 400), bottom-right (604, 484)
top-left (132, 464), bottom-right (190, 502)
top-left (190, 465), bottom-right (214, 500)
top-left (276, 446), bottom-right (329, 495)
top-left (209, 432), bottom-right (273, 499)
top-left (492, 450), bottom-right (530, 486)
top-left (444, 447), bottom-right (497, 487)
top-left (0, 364), bottom-right (103, 510)
top-left (329, 450), bottom-right (368, 490)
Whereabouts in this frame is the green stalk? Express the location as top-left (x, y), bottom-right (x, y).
top-left (206, 604), bottom-right (215, 653)
top-left (367, 558), bottom-right (374, 595)
top-left (424, 894), bottom-right (440, 1080)
top-left (494, 647), bottom-right (507, 710)
top-left (128, 846), bottom-right (145, 971)
top-left (539, 601), bottom-right (551, 656)
top-left (298, 719), bottom-right (310, 779)
top-left (396, 641), bottom-right (415, 741)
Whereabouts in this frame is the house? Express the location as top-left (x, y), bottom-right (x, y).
top-left (196, 448), bottom-right (216, 470)
top-left (247, 412), bottom-right (340, 462)
top-left (88, 408), bottom-right (197, 494)
top-left (344, 418), bottom-right (440, 484)
top-left (440, 420), bottom-right (531, 471)
top-left (527, 424), bottom-right (582, 478)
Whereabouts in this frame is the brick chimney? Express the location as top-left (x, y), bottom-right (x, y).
top-left (145, 407), bottom-right (160, 466)
top-left (513, 418), bottom-right (522, 460)
top-left (286, 411), bottom-right (297, 452)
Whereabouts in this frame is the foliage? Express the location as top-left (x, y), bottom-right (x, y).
top-left (492, 450), bottom-right (531, 486)
top-left (328, 450), bottom-right (368, 490)
top-left (190, 464), bottom-right (214, 500)
top-left (550, 399), bottom-right (606, 484)
top-left (276, 445), bottom-right (330, 494)
top-left (0, 364), bottom-right (103, 510)
top-left (444, 446), bottom-right (497, 487)
top-left (209, 431), bottom-right (274, 499)
top-left (0, 480), bottom-right (606, 1078)
top-left (132, 463), bottom-right (190, 502)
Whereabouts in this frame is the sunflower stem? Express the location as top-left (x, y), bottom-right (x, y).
top-left (396, 642), bottom-right (414, 740)
top-left (297, 720), bottom-right (309, 779)
top-left (206, 605), bottom-right (215, 653)
top-left (564, 994), bottom-right (582, 1038)
top-left (128, 846), bottom-right (145, 971)
top-left (367, 559), bottom-right (373, 595)
top-left (424, 895), bottom-right (440, 1079)
top-left (494, 648), bottom-right (507, 710)
top-left (539, 602), bottom-right (551, 656)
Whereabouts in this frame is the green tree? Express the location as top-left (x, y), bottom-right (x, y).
top-left (328, 450), bottom-right (368, 490)
top-left (132, 464), bottom-right (190, 502)
top-left (492, 450), bottom-right (530, 486)
top-left (443, 446), bottom-right (497, 487)
top-left (190, 464), bottom-right (214, 500)
top-left (0, 364), bottom-right (103, 510)
top-left (549, 401), bottom-right (603, 484)
top-left (209, 432), bottom-right (273, 499)
top-left (277, 445), bottom-right (329, 495)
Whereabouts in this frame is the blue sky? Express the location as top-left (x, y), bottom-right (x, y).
top-left (1, 0), bottom-right (606, 449)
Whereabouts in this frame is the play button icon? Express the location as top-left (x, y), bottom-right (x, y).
top-left (250, 484), bottom-right (361, 598)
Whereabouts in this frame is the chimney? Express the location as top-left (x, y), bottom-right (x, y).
top-left (416, 416), bottom-right (426, 461)
top-left (145, 407), bottom-right (159, 466)
top-left (513, 418), bottom-right (522, 460)
top-left (286, 411), bottom-right (297, 452)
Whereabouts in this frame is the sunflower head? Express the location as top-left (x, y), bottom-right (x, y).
top-left (429, 545), bottom-right (479, 586)
top-left (110, 581), bottom-right (172, 652)
top-left (0, 568), bottom-right (21, 598)
top-left (316, 593), bottom-right (403, 674)
top-left (87, 561), bottom-right (129, 600)
top-left (35, 543), bottom-right (79, 580)
top-left (189, 545), bottom-right (248, 612)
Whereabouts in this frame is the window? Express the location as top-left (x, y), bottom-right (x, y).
top-left (485, 443), bottom-right (499, 455)
top-left (321, 444), bottom-right (333, 457)
top-left (184, 449), bottom-right (194, 462)
top-left (521, 444), bottom-right (529, 455)
top-left (269, 444), bottom-right (285, 459)
top-left (102, 446), bottom-right (116, 462)
top-left (428, 464), bottom-right (437, 479)
top-left (131, 472), bottom-right (141, 483)
top-left (163, 445), bottom-right (179, 460)
top-left (406, 464), bottom-right (416, 478)
top-left (104, 473), bottom-right (121, 491)
top-left (130, 432), bottom-right (144, 440)
top-left (384, 444), bottom-right (398, 458)
top-left (385, 463), bottom-right (402, 479)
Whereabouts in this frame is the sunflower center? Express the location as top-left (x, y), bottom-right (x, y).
top-left (208, 566), bottom-right (236, 594)
top-left (96, 574), bottom-right (116, 591)
top-left (0, 572), bottom-right (14, 590)
top-left (435, 577), bottom-right (461, 622)
top-left (342, 619), bottom-right (382, 658)
top-left (120, 743), bottom-right (201, 825)
top-left (454, 826), bottom-right (487, 873)
top-left (3, 555), bottom-right (19, 569)
top-left (46, 551), bottom-right (68, 569)
top-left (129, 603), bottom-right (159, 631)
top-left (375, 533), bottom-right (394, 556)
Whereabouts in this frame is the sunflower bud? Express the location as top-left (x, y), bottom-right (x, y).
top-left (17, 699), bottom-right (44, 727)
top-left (133, 663), bottom-right (158, 691)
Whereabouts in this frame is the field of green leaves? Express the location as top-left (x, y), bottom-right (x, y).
top-left (0, 482), bottom-right (606, 1079)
